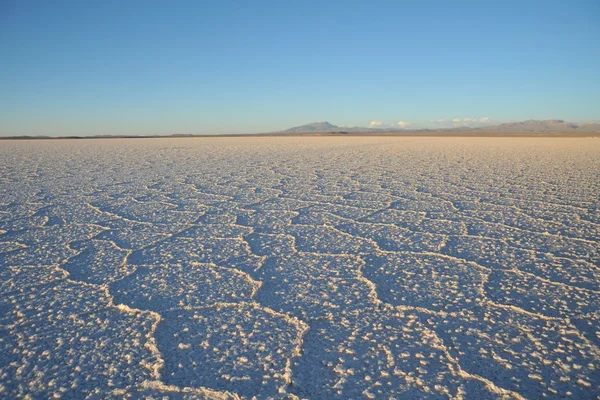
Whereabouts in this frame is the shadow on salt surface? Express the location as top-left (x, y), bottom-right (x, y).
top-left (154, 303), bottom-right (307, 398)
top-left (128, 236), bottom-right (263, 276)
top-left (337, 220), bottom-right (446, 253)
top-left (443, 236), bottom-right (600, 291)
top-left (485, 269), bottom-right (600, 319)
top-left (0, 214), bottom-right (48, 232)
top-left (177, 224), bottom-right (253, 239)
top-left (39, 202), bottom-right (114, 226)
top-left (152, 183), bottom-right (235, 209)
top-left (288, 225), bottom-right (376, 254)
top-left (461, 207), bottom-right (600, 242)
top-left (236, 210), bottom-right (297, 234)
top-left (360, 208), bottom-right (468, 236)
top-left (572, 311), bottom-right (600, 349)
top-left (0, 272), bottom-right (161, 399)
top-left (291, 309), bottom-right (508, 399)
top-left (94, 218), bottom-right (178, 250)
top-left (113, 380), bottom-right (241, 400)
top-left (463, 219), bottom-right (600, 263)
top-left (1, 307), bottom-right (160, 399)
top-left (0, 238), bottom-right (29, 255)
top-left (254, 254), bottom-right (379, 320)
top-left (427, 303), bottom-right (600, 399)
top-left (362, 253), bottom-right (487, 313)
top-left (390, 197), bottom-right (457, 213)
top-left (92, 198), bottom-right (200, 225)
top-left (0, 224), bottom-right (104, 267)
top-left (245, 197), bottom-right (310, 212)
top-left (294, 203), bottom-right (375, 221)
top-left (291, 208), bottom-right (353, 227)
top-left (62, 239), bottom-right (131, 285)
top-left (0, 279), bottom-right (112, 328)
top-left (0, 265), bottom-right (68, 295)
top-left (0, 203), bottom-right (43, 222)
top-left (110, 263), bottom-right (260, 312)
top-left (485, 269), bottom-right (600, 348)
top-left (244, 233), bottom-right (296, 256)
top-left (197, 210), bottom-right (241, 225)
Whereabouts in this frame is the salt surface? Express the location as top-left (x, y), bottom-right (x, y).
top-left (0, 137), bottom-right (599, 398)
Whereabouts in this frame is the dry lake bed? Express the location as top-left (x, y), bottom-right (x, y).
top-left (0, 136), bottom-right (599, 399)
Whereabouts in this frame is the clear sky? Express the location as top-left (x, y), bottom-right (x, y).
top-left (1, 0), bottom-right (599, 136)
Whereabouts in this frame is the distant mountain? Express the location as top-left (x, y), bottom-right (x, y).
top-left (280, 122), bottom-right (383, 133)
top-left (281, 122), bottom-right (345, 133)
top-left (479, 120), bottom-right (594, 133)
top-left (278, 120), bottom-right (600, 134)
top-left (576, 122), bottom-right (600, 132)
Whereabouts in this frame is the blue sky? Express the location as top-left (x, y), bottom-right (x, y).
top-left (1, 0), bottom-right (599, 135)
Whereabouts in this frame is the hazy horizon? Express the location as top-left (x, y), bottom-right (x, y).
top-left (1, 1), bottom-right (599, 136)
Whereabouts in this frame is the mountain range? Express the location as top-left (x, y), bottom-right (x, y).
top-left (280, 120), bottom-right (600, 134)
top-left (2, 120), bottom-right (599, 140)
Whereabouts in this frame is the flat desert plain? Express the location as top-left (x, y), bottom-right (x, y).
top-left (0, 136), bottom-right (599, 399)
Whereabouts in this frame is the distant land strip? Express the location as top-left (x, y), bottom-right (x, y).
top-left (3, 119), bottom-right (600, 139)
top-left (2, 131), bottom-right (600, 140)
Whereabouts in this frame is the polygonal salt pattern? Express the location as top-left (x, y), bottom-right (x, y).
top-left (254, 254), bottom-right (379, 319)
top-left (62, 239), bottom-right (132, 285)
top-left (363, 252), bottom-right (487, 312)
top-left (155, 304), bottom-right (307, 397)
top-left (0, 265), bottom-right (68, 295)
top-left (1, 307), bottom-right (161, 399)
top-left (426, 303), bottom-right (600, 399)
top-left (0, 280), bottom-right (112, 328)
top-left (0, 137), bottom-right (599, 398)
top-left (110, 263), bottom-right (260, 312)
top-left (485, 269), bottom-right (600, 319)
top-left (129, 236), bottom-right (264, 276)
top-left (292, 308), bottom-right (516, 399)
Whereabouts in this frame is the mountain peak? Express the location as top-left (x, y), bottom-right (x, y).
top-left (282, 122), bottom-right (340, 133)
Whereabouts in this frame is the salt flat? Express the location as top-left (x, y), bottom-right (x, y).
top-left (0, 136), bottom-right (599, 399)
